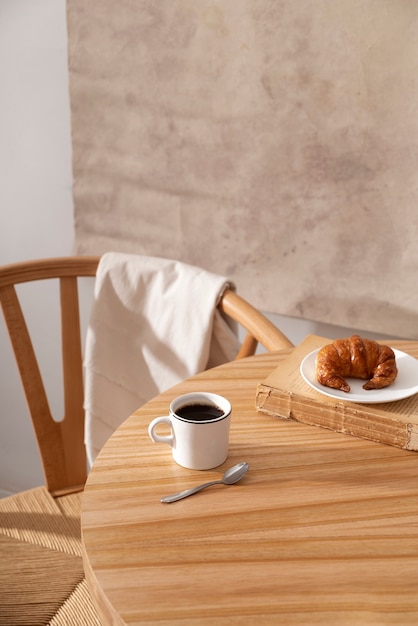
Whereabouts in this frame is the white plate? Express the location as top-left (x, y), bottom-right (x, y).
top-left (300, 348), bottom-right (418, 403)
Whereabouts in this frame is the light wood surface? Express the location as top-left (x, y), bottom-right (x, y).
top-left (81, 341), bottom-right (418, 625)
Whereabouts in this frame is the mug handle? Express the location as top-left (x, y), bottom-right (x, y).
top-left (148, 416), bottom-right (174, 446)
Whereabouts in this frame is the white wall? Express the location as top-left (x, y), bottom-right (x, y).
top-left (0, 1), bottom-right (397, 498)
top-left (0, 0), bottom-right (75, 496)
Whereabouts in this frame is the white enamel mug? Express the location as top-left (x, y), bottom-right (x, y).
top-left (148, 392), bottom-right (232, 470)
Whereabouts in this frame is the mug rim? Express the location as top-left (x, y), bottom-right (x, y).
top-left (170, 392), bottom-right (231, 425)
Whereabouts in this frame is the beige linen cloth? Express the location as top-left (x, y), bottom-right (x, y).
top-left (84, 252), bottom-right (239, 465)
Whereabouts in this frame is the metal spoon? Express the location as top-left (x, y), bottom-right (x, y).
top-left (161, 461), bottom-right (249, 503)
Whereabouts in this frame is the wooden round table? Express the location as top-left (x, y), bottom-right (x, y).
top-left (81, 342), bottom-right (418, 625)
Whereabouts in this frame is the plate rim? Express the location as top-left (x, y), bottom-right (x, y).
top-left (300, 347), bottom-right (418, 404)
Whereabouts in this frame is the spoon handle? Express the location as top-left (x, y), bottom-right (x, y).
top-left (161, 479), bottom-right (221, 503)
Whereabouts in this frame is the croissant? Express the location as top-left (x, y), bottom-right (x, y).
top-left (315, 335), bottom-right (398, 393)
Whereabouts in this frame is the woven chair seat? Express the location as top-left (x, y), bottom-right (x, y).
top-left (0, 487), bottom-right (101, 625)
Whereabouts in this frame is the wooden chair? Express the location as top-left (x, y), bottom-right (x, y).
top-left (0, 255), bottom-right (293, 624)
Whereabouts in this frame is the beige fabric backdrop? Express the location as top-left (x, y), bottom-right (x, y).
top-left (67, 1), bottom-right (418, 338)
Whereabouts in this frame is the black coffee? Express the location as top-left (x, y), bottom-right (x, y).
top-left (176, 403), bottom-right (224, 422)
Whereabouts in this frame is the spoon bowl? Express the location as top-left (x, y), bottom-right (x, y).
top-left (219, 462), bottom-right (249, 485)
top-left (161, 462), bottom-right (249, 503)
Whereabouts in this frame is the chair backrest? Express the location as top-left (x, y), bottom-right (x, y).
top-left (0, 256), bottom-right (293, 496)
top-left (219, 288), bottom-right (293, 357)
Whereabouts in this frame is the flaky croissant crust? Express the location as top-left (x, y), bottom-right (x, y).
top-left (315, 335), bottom-right (398, 393)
